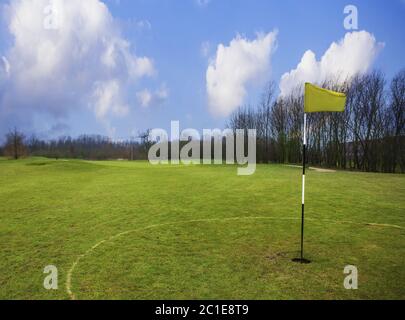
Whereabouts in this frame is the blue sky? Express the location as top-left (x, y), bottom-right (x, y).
top-left (0, 0), bottom-right (404, 140)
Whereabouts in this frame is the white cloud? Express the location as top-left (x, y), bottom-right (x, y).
top-left (136, 84), bottom-right (169, 108)
top-left (206, 31), bottom-right (278, 117)
top-left (136, 89), bottom-right (153, 108)
top-left (0, 0), bottom-right (155, 136)
top-left (279, 31), bottom-right (384, 97)
top-left (92, 79), bottom-right (129, 119)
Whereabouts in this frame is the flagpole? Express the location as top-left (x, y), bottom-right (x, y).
top-left (292, 83), bottom-right (346, 264)
top-left (293, 112), bottom-right (310, 263)
top-left (301, 113), bottom-right (307, 261)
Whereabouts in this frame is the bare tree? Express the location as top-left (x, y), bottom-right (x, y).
top-left (4, 128), bottom-right (27, 159)
top-left (257, 82), bottom-right (276, 163)
top-left (388, 69), bottom-right (405, 172)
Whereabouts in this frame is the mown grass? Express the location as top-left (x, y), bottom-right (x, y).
top-left (0, 158), bottom-right (404, 300)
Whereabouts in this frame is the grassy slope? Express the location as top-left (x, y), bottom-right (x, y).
top-left (0, 158), bottom-right (404, 299)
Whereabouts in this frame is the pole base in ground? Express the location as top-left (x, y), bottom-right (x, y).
top-left (292, 258), bottom-right (311, 264)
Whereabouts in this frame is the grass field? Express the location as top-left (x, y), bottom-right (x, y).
top-left (0, 157), bottom-right (404, 300)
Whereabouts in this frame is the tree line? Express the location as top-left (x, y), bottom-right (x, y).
top-left (228, 70), bottom-right (404, 173)
top-left (0, 131), bottom-right (152, 161)
top-left (1, 69), bottom-right (404, 173)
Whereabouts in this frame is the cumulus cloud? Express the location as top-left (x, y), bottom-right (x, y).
top-left (0, 0), bottom-right (155, 136)
top-left (136, 84), bottom-right (169, 108)
top-left (279, 31), bottom-right (384, 97)
top-left (206, 31), bottom-right (277, 117)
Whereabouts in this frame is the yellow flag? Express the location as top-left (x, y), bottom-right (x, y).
top-left (304, 83), bottom-right (347, 113)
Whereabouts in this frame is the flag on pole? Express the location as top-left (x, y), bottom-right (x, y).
top-left (304, 83), bottom-right (347, 113)
top-left (294, 83), bottom-right (347, 264)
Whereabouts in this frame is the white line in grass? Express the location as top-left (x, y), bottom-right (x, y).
top-left (66, 216), bottom-right (404, 300)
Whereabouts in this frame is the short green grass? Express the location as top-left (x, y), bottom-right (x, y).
top-left (0, 158), bottom-right (404, 300)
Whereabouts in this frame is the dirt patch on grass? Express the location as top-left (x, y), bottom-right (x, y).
top-left (284, 165), bottom-right (336, 173)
